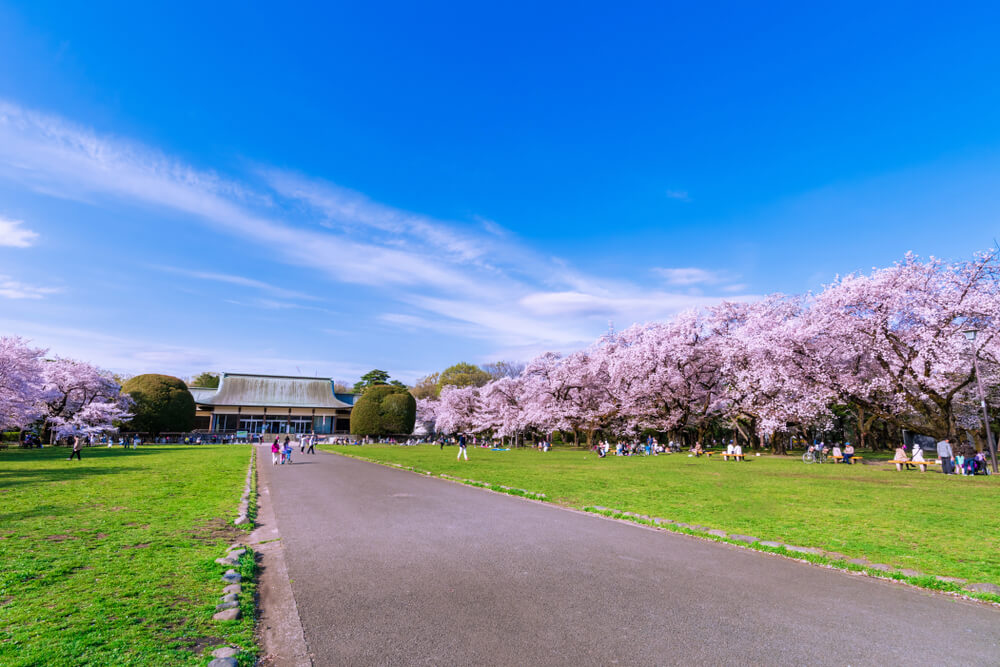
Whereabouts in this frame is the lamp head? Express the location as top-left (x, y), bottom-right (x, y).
top-left (963, 329), bottom-right (978, 342)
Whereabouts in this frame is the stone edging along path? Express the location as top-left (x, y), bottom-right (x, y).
top-left (206, 446), bottom-right (259, 667)
top-left (331, 450), bottom-right (1000, 607)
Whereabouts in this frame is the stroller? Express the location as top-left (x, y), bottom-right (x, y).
top-left (968, 452), bottom-right (990, 475)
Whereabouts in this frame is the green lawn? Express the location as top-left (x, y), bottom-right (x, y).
top-left (0, 445), bottom-right (256, 666)
top-left (323, 444), bottom-right (1000, 588)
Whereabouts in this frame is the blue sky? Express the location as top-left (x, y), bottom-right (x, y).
top-left (1, 1), bottom-right (998, 384)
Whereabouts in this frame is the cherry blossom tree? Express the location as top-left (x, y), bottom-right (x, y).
top-left (414, 397), bottom-right (438, 435)
top-left (606, 312), bottom-right (726, 441)
top-left (0, 336), bottom-right (49, 430)
top-left (434, 385), bottom-right (481, 435)
top-left (709, 297), bottom-right (834, 451)
top-left (790, 252), bottom-right (1000, 441)
top-left (42, 358), bottom-right (132, 439)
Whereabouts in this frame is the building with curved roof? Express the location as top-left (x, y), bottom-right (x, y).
top-left (192, 372), bottom-right (356, 435)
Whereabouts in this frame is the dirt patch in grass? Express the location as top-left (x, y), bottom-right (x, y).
top-left (191, 517), bottom-right (241, 542)
top-left (45, 534), bottom-right (76, 542)
top-left (122, 542), bottom-right (151, 549)
top-left (175, 635), bottom-right (224, 654)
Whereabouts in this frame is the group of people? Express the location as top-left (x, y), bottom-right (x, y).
top-left (927, 438), bottom-right (990, 475)
top-left (593, 437), bottom-right (685, 458)
top-left (269, 433), bottom-right (318, 465)
top-left (808, 441), bottom-right (857, 463)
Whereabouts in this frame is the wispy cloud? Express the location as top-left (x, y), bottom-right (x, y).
top-left (665, 189), bottom-right (691, 202)
top-left (0, 217), bottom-right (39, 247)
top-left (0, 276), bottom-right (59, 299)
top-left (653, 266), bottom-right (728, 285)
top-left (264, 169), bottom-right (495, 266)
top-left (0, 99), bottom-right (757, 363)
top-left (151, 265), bottom-right (319, 301)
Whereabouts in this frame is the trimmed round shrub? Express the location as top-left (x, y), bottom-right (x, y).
top-left (121, 374), bottom-right (196, 435)
top-left (350, 385), bottom-right (416, 436)
top-left (382, 392), bottom-right (416, 435)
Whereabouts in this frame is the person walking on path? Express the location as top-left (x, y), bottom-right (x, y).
top-left (67, 435), bottom-right (82, 461)
top-left (306, 433), bottom-right (316, 455)
top-left (457, 434), bottom-right (468, 461)
top-left (936, 437), bottom-right (954, 474)
top-left (284, 438), bottom-right (293, 464)
top-left (271, 439), bottom-right (280, 465)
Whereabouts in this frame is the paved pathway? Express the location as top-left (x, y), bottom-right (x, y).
top-left (261, 448), bottom-right (1000, 666)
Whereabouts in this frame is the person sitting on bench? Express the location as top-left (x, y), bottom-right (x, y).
top-left (843, 442), bottom-right (854, 464)
top-left (894, 445), bottom-right (914, 471)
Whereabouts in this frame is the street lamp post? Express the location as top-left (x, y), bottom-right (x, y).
top-left (963, 329), bottom-right (998, 474)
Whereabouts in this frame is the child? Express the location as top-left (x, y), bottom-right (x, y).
top-left (271, 439), bottom-right (280, 465)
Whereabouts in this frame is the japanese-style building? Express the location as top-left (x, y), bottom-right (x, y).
top-left (191, 372), bottom-right (356, 435)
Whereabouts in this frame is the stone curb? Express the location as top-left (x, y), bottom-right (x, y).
top-left (208, 447), bottom-right (258, 660)
top-left (234, 447), bottom-right (256, 526)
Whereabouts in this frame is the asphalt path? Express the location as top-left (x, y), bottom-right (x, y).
top-left (262, 447), bottom-right (1000, 666)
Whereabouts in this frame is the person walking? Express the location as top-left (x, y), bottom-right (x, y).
top-left (284, 438), bottom-right (293, 464)
top-left (457, 433), bottom-right (468, 461)
top-left (306, 433), bottom-right (316, 455)
top-left (68, 435), bottom-right (82, 461)
top-left (271, 439), bottom-right (280, 465)
top-left (936, 437), bottom-right (954, 475)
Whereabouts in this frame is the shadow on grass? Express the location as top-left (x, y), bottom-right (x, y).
top-left (0, 446), bottom-right (164, 463)
top-left (0, 503), bottom-right (69, 523)
top-left (0, 448), bottom-right (154, 493)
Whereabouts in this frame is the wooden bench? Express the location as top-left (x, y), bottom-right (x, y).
top-left (829, 455), bottom-right (863, 463)
top-left (721, 452), bottom-right (746, 461)
top-left (891, 459), bottom-right (939, 471)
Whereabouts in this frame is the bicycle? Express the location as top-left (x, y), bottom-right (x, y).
top-left (802, 446), bottom-right (828, 464)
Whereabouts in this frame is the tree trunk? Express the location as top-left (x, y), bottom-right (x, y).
top-left (771, 432), bottom-right (787, 455)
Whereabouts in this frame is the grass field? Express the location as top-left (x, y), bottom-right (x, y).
top-left (323, 444), bottom-right (1000, 589)
top-left (0, 445), bottom-right (255, 666)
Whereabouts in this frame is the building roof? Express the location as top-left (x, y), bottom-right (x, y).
top-left (193, 373), bottom-right (353, 409)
